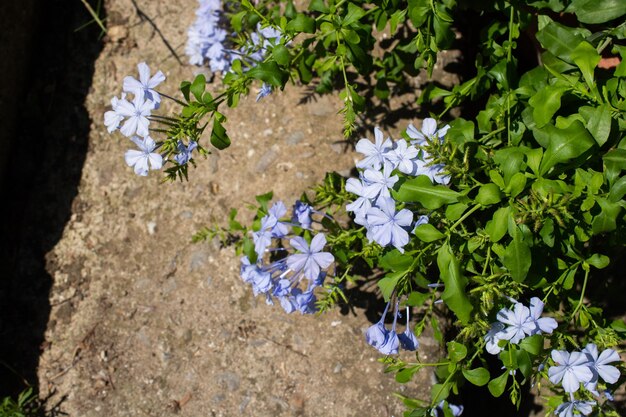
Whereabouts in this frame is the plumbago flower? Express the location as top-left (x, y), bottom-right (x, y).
top-left (366, 301), bottom-right (418, 355)
top-left (582, 343), bottom-right (621, 394)
top-left (407, 117), bottom-right (450, 146)
top-left (355, 127), bottom-right (393, 170)
top-left (554, 400), bottom-right (595, 417)
top-left (124, 136), bottom-right (163, 176)
top-left (174, 140), bottom-right (198, 165)
top-left (286, 234), bottom-right (334, 281)
top-left (111, 93), bottom-right (154, 138)
top-left (484, 297), bottom-right (558, 354)
top-left (240, 200), bottom-right (336, 314)
top-left (548, 350), bottom-right (594, 393)
top-left (123, 62), bottom-right (166, 107)
top-left (365, 197), bottom-right (413, 253)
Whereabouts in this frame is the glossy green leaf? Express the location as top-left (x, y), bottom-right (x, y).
top-left (210, 117), bottom-right (231, 150)
top-left (592, 198), bottom-right (622, 234)
top-left (378, 271), bottom-right (404, 301)
top-left (567, 0), bottom-right (626, 24)
top-left (286, 13), bottom-right (316, 33)
top-left (437, 244), bottom-right (472, 324)
top-left (528, 86), bottom-right (566, 128)
top-left (407, 291), bottom-right (430, 307)
top-left (476, 183), bottom-right (502, 206)
top-left (191, 74), bottom-right (206, 102)
top-left (342, 3), bottom-right (366, 26)
top-left (414, 224), bottom-right (445, 242)
top-left (272, 44), bottom-right (291, 66)
top-left (394, 176), bottom-right (460, 209)
top-left (586, 254), bottom-right (610, 269)
top-left (503, 226), bottom-right (531, 282)
top-left (447, 342), bottom-right (467, 363)
top-left (462, 367), bottom-right (490, 386)
top-left (519, 335), bottom-right (544, 355)
top-left (308, 0), bottom-right (329, 13)
top-left (580, 105), bottom-right (612, 147)
top-left (536, 19), bottom-right (587, 61)
top-left (247, 62), bottom-right (289, 87)
top-left (380, 250), bottom-right (414, 271)
top-left (536, 121), bottom-right (596, 175)
top-left (570, 41), bottom-right (600, 88)
top-left (487, 371), bottom-right (509, 397)
top-left (485, 207), bottom-right (510, 243)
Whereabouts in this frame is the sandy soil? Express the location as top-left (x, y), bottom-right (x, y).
top-left (33, 1), bottom-right (463, 415)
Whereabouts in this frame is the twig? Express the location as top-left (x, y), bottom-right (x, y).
top-left (130, 0), bottom-right (183, 65)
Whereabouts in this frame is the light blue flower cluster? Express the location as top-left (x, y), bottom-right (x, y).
top-left (104, 63), bottom-right (198, 176)
top-left (484, 297), bottom-right (558, 355)
top-left (185, 0), bottom-right (233, 72)
top-left (240, 200), bottom-right (333, 314)
top-left (548, 344), bottom-right (621, 416)
top-left (346, 119), bottom-right (450, 253)
top-left (432, 401), bottom-right (464, 417)
top-left (365, 301), bottom-right (419, 355)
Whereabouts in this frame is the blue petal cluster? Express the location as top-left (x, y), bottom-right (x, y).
top-left (366, 302), bottom-right (418, 355)
top-left (185, 0), bottom-right (233, 72)
top-left (240, 200), bottom-right (333, 314)
top-left (346, 120), bottom-right (450, 252)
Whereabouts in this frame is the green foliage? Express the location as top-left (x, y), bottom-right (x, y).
top-left (181, 0), bottom-right (626, 415)
top-left (0, 389), bottom-right (39, 417)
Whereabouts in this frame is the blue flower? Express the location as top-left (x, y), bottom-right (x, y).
top-left (252, 215), bottom-right (277, 258)
top-left (345, 177), bottom-right (377, 226)
top-left (495, 302), bottom-right (535, 344)
top-left (365, 301), bottom-right (391, 350)
top-left (412, 215), bottom-right (430, 234)
top-left (355, 127), bottom-right (393, 170)
top-left (398, 307), bottom-right (419, 351)
top-left (582, 343), bottom-right (621, 394)
top-left (555, 400), bottom-right (595, 417)
top-left (256, 83), bottom-right (272, 102)
top-left (268, 201), bottom-right (289, 237)
top-left (362, 162), bottom-right (398, 200)
top-left (292, 201), bottom-right (313, 229)
top-left (434, 401), bottom-right (464, 417)
top-left (104, 95), bottom-right (124, 133)
top-left (123, 62), bottom-right (166, 108)
top-left (124, 136), bottom-right (163, 176)
top-left (115, 93), bottom-right (155, 138)
top-left (174, 140), bottom-right (198, 165)
top-left (548, 350), bottom-right (594, 393)
top-left (384, 139), bottom-right (419, 175)
top-left (286, 233), bottom-right (334, 281)
top-left (378, 302), bottom-right (400, 355)
top-left (407, 118), bottom-right (450, 146)
top-left (527, 297), bottom-right (558, 335)
top-left (365, 197), bottom-right (413, 253)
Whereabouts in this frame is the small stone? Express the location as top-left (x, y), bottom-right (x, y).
top-left (286, 131), bottom-right (305, 145)
top-left (179, 211), bottom-right (193, 219)
top-left (255, 145), bottom-right (279, 172)
top-left (107, 25), bottom-right (128, 42)
top-left (147, 221), bottom-right (157, 235)
top-left (217, 372), bottom-right (240, 391)
top-left (333, 363), bottom-right (343, 373)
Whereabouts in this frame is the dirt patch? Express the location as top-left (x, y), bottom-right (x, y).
top-left (17, 0), bottom-right (466, 415)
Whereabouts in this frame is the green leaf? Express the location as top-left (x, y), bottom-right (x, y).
top-left (519, 335), bottom-right (544, 355)
top-left (445, 203), bottom-right (469, 222)
top-left (536, 18), bottom-right (588, 62)
top-left (342, 3), bottom-right (366, 26)
top-left (191, 74), bottom-right (206, 102)
top-left (437, 244), bottom-right (472, 324)
top-left (247, 62), bottom-right (289, 87)
top-left (485, 207), bottom-right (510, 243)
top-left (396, 366), bottom-right (420, 383)
top-left (210, 117), bottom-right (231, 150)
top-left (570, 41), bottom-right (600, 88)
top-left (516, 349), bottom-right (533, 378)
top-left (536, 121), bottom-right (596, 175)
top-left (309, 0), bottom-right (329, 13)
top-left (609, 175), bottom-right (626, 202)
top-left (378, 271), bottom-right (403, 301)
top-left (413, 224), bottom-right (445, 242)
top-left (487, 371), bottom-right (509, 398)
top-left (505, 173), bottom-right (527, 198)
top-left (408, 0), bottom-right (431, 27)
top-left (580, 105), bottom-right (612, 147)
top-left (603, 148), bottom-right (626, 185)
top-left (567, 0), bottom-right (626, 24)
top-left (462, 367), bottom-right (490, 386)
top-left (502, 226), bottom-right (532, 283)
top-left (255, 191), bottom-right (273, 210)
top-left (380, 250), bottom-right (413, 271)
top-left (180, 80), bottom-right (191, 102)
top-left (447, 342), bottom-right (467, 363)
top-left (592, 198), bottom-right (622, 234)
top-left (286, 13), bottom-right (316, 33)
top-left (394, 176), bottom-right (460, 210)
top-left (407, 291), bottom-right (430, 307)
top-left (431, 383), bottom-right (450, 403)
top-left (272, 44), bottom-right (291, 66)
top-left (528, 86), bottom-right (566, 128)
top-left (586, 254), bottom-right (610, 269)
top-left (475, 183), bottom-right (502, 206)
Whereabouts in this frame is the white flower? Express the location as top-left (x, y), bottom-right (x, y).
top-left (355, 127), bottom-right (393, 170)
top-left (582, 343), bottom-right (621, 394)
top-left (548, 350), bottom-right (593, 393)
top-left (555, 400), bottom-right (595, 417)
top-left (407, 118), bottom-right (450, 146)
top-left (496, 302), bottom-right (535, 344)
top-left (527, 297), bottom-right (558, 335)
top-left (123, 62), bottom-right (166, 107)
top-left (124, 136), bottom-right (163, 176)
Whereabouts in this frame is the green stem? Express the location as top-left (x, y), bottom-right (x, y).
top-left (449, 204), bottom-right (481, 233)
top-left (571, 267), bottom-right (590, 319)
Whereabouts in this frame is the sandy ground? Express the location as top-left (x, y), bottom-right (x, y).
top-left (32, 0), bottom-right (466, 416)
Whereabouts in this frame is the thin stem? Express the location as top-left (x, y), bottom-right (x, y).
top-left (571, 267), bottom-right (590, 319)
top-left (449, 204), bottom-right (481, 233)
top-left (156, 90), bottom-right (186, 106)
